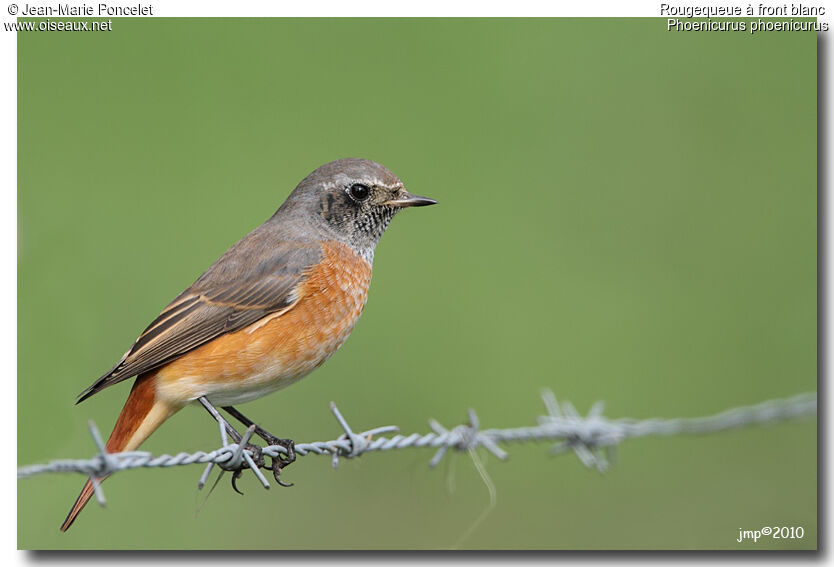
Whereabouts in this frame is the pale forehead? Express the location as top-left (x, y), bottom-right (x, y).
top-left (329, 171), bottom-right (403, 189)
top-left (306, 158), bottom-right (403, 189)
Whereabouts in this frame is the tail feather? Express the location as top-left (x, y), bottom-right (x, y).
top-left (61, 478), bottom-right (98, 532)
top-left (60, 373), bottom-right (179, 532)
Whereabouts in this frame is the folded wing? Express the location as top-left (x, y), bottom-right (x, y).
top-left (77, 237), bottom-right (322, 402)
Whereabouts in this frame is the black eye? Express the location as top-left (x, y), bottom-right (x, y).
top-left (348, 183), bottom-right (371, 202)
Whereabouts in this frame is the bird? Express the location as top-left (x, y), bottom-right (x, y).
top-left (60, 158), bottom-right (436, 531)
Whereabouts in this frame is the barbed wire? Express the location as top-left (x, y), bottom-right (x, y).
top-left (17, 391), bottom-right (817, 507)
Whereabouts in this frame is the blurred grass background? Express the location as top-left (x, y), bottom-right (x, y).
top-left (18, 18), bottom-right (816, 549)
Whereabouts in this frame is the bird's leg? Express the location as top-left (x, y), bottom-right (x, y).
top-left (198, 397), bottom-right (267, 494)
top-left (198, 396), bottom-right (243, 443)
top-left (222, 405), bottom-right (296, 487)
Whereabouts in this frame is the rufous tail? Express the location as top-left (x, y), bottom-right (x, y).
top-left (60, 373), bottom-right (179, 531)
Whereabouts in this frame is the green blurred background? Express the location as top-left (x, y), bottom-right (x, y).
top-left (18, 19), bottom-right (816, 550)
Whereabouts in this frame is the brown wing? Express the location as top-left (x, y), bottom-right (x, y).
top-left (77, 237), bottom-right (322, 403)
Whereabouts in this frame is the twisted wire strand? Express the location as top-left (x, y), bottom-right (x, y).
top-left (17, 391), bottom-right (817, 495)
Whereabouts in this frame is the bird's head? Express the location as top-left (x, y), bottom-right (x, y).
top-left (276, 158), bottom-right (436, 262)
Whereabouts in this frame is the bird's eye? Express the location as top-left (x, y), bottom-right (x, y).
top-left (348, 183), bottom-right (371, 202)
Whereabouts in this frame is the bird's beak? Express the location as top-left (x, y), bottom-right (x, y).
top-left (383, 191), bottom-right (438, 208)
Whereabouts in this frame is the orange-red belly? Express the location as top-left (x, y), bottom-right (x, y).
top-left (154, 241), bottom-right (372, 406)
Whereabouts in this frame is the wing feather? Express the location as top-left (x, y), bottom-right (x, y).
top-left (76, 237), bottom-right (322, 403)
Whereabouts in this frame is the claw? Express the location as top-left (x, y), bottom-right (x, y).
top-left (275, 476), bottom-right (294, 488)
top-left (275, 438), bottom-right (296, 466)
top-left (231, 470), bottom-right (244, 495)
top-left (267, 438), bottom-right (296, 487)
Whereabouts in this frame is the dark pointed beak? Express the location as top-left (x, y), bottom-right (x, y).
top-left (384, 191), bottom-right (438, 208)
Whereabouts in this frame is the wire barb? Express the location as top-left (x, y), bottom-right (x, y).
top-left (18, 392), bottom-right (817, 495)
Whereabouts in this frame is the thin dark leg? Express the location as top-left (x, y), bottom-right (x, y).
top-left (198, 397), bottom-right (243, 443)
top-left (221, 406), bottom-right (287, 446)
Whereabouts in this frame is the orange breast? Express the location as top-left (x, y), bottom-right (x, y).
top-left (154, 241), bottom-right (372, 406)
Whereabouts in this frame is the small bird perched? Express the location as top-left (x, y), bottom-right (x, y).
top-left (61, 158), bottom-right (436, 531)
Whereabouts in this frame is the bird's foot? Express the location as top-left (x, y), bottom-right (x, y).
top-left (226, 436), bottom-right (296, 491)
top-left (263, 436), bottom-right (296, 487)
top-left (229, 442), bottom-right (268, 495)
